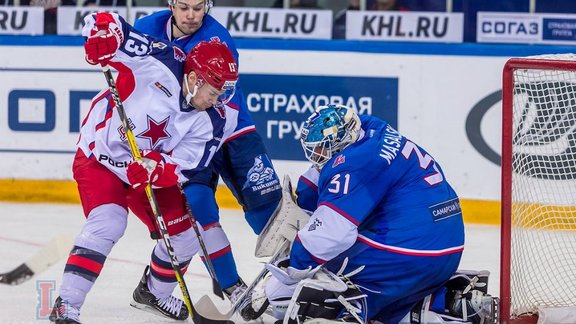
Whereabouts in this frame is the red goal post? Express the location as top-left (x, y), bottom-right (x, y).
top-left (501, 55), bottom-right (576, 324)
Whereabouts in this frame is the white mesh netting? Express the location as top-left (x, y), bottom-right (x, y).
top-left (509, 53), bottom-right (576, 319)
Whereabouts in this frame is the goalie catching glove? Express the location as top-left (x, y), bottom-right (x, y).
top-left (126, 150), bottom-right (178, 189)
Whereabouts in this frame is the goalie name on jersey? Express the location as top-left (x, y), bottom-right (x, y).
top-left (379, 124), bottom-right (404, 165)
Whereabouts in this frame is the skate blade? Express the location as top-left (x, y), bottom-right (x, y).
top-left (130, 300), bottom-right (188, 321)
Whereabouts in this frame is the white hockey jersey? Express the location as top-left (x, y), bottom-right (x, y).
top-left (78, 12), bottom-right (238, 185)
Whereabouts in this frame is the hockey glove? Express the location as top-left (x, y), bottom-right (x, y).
top-left (84, 13), bottom-right (123, 65)
top-left (126, 150), bottom-right (178, 189)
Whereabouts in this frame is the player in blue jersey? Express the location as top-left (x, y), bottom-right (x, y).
top-left (134, 0), bottom-right (282, 318)
top-left (260, 104), bottom-right (465, 324)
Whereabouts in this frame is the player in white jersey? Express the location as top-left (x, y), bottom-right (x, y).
top-left (49, 12), bottom-right (239, 324)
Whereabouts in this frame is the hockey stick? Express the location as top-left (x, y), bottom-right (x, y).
top-left (0, 234), bottom-right (74, 285)
top-left (101, 65), bottom-right (233, 324)
top-left (195, 240), bottom-right (290, 320)
top-left (178, 184), bottom-right (225, 300)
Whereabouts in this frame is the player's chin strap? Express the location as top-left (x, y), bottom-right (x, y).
top-left (184, 74), bottom-right (199, 107)
top-left (170, 15), bottom-right (189, 39)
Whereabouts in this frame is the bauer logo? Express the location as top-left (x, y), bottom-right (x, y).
top-left (242, 74), bottom-right (398, 160)
top-left (36, 280), bottom-right (56, 319)
top-left (210, 7), bottom-right (332, 40)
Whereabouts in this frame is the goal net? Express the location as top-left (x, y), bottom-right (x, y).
top-left (501, 54), bottom-right (576, 323)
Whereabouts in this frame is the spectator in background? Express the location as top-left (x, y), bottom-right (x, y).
top-left (404, 0), bottom-right (445, 11)
top-left (332, 0), bottom-right (408, 39)
top-left (272, 0), bottom-right (322, 9)
top-left (83, 0), bottom-right (135, 6)
top-left (370, 0), bottom-right (408, 10)
top-left (20, 0), bottom-right (76, 34)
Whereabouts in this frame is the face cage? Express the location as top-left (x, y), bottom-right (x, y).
top-left (302, 139), bottom-right (332, 167)
top-left (301, 128), bottom-right (356, 167)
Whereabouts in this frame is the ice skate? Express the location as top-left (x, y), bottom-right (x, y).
top-left (49, 296), bottom-right (81, 324)
top-left (130, 266), bottom-right (189, 321)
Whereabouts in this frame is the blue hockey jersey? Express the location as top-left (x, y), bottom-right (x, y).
top-left (291, 115), bottom-right (464, 270)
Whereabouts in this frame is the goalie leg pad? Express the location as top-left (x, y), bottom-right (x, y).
top-left (255, 174), bottom-right (311, 257)
top-left (446, 270), bottom-right (498, 324)
top-left (411, 270), bottom-right (498, 324)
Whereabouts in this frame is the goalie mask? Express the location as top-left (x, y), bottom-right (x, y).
top-left (300, 104), bottom-right (361, 167)
top-left (184, 40), bottom-right (238, 107)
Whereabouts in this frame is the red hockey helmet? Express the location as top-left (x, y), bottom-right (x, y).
top-left (184, 40), bottom-right (238, 106)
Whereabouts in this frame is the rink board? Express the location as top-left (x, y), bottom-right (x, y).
top-left (1, 37), bottom-right (574, 224)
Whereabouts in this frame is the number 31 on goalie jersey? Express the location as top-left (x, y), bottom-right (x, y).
top-left (328, 173), bottom-right (350, 194)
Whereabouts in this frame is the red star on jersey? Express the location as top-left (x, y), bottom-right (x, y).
top-left (137, 115), bottom-right (171, 148)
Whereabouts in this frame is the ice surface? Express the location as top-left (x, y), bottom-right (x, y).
top-left (0, 202), bottom-right (500, 323)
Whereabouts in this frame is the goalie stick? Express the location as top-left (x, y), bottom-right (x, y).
top-left (195, 241), bottom-right (290, 320)
top-left (102, 65), bottom-right (233, 324)
top-left (0, 234), bottom-right (74, 285)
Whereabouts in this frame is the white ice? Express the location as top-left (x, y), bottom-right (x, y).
top-left (0, 202), bottom-right (500, 323)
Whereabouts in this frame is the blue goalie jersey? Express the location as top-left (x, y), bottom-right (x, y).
top-left (292, 115), bottom-right (464, 270)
